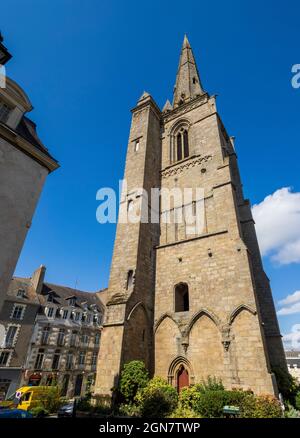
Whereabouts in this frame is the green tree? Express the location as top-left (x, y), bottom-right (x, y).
top-left (119, 360), bottom-right (149, 403)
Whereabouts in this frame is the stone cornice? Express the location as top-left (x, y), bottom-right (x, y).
top-left (131, 96), bottom-right (161, 120)
top-left (161, 154), bottom-right (212, 178)
top-left (0, 122), bottom-right (59, 172)
top-left (156, 229), bottom-right (228, 250)
top-left (162, 93), bottom-right (210, 123)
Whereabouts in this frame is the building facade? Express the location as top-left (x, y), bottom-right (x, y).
top-left (286, 351), bottom-right (300, 383)
top-left (0, 36), bottom-right (58, 312)
top-left (0, 275), bottom-right (40, 399)
top-left (0, 266), bottom-right (104, 399)
top-left (95, 36), bottom-right (287, 397)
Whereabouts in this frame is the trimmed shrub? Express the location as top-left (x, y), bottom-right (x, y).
top-left (119, 361), bottom-right (149, 403)
top-left (136, 377), bottom-right (178, 418)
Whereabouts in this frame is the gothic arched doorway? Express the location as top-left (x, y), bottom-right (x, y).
top-left (177, 365), bottom-right (189, 392)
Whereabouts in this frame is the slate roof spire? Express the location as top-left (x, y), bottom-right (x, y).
top-left (173, 35), bottom-right (205, 107)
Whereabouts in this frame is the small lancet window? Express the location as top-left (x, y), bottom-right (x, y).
top-left (126, 270), bottom-right (134, 290)
top-left (183, 130), bottom-right (189, 158)
top-left (134, 140), bottom-right (140, 152)
top-left (174, 283), bottom-right (189, 312)
top-left (177, 133), bottom-right (182, 161)
top-left (175, 129), bottom-right (189, 162)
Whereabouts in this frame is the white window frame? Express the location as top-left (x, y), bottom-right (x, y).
top-left (10, 304), bottom-right (26, 320)
top-left (5, 324), bottom-right (20, 348)
top-left (46, 307), bottom-right (55, 318)
top-left (0, 350), bottom-right (11, 366)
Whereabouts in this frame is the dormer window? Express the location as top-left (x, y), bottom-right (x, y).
top-left (68, 297), bottom-right (76, 307)
top-left (0, 101), bottom-right (10, 123)
top-left (47, 293), bottom-right (54, 303)
top-left (46, 307), bottom-right (54, 318)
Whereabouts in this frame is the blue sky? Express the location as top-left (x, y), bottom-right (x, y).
top-left (1, 0), bottom-right (299, 342)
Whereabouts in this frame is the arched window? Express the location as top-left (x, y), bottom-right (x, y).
top-left (174, 283), bottom-right (189, 312)
top-left (175, 128), bottom-right (189, 162)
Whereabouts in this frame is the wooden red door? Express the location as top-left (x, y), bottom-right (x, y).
top-left (177, 366), bottom-right (189, 392)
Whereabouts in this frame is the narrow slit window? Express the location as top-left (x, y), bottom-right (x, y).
top-left (126, 270), bottom-right (134, 290)
top-left (175, 283), bottom-right (189, 312)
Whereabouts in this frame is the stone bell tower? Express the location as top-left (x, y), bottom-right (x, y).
top-left (95, 36), bottom-right (286, 398)
top-left (154, 36), bottom-right (286, 394)
top-left (95, 92), bottom-right (161, 397)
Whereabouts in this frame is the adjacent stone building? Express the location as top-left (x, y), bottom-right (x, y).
top-left (0, 274), bottom-right (40, 399)
top-left (286, 351), bottom-right (300, 383)
top-left (0, 36), bottom-right (58, 312)
top-left (95, 36), bottom-right (287, 397)
top-left (0, 266), bottom-right (104, 399)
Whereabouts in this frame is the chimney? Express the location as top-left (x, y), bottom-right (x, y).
top-left (31, 265), bottom-right (46, 294)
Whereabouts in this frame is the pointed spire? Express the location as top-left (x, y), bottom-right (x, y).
top-left (162, 99), bottom-right (173, 113)
top-left (173, 35), bottom-right (205, 107)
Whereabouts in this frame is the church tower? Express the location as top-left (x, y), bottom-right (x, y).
top-left (95, 36), bottom-right (286, 398)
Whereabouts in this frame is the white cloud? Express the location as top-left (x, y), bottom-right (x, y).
top-left (278, 290), bottom-right (300, 306)
top-left (283, 324), bottom-right (300, 349)
top-left (278, 301), bottom-right (300, 315)
top-left (277, 290), bottom-right (300, 315)
top-left (252, 187), bottom-right (300, 264)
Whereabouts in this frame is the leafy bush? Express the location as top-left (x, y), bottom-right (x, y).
top-left (39, 386), bottom-right (62, 413)
top-left (295, 391), bottom-right (300, 410)
top-left (179, 385), bottom-right (203, 410)
top-left (272, 367), bottom-right (300, 404)
top-left (29, 405), bottom-right (49, 417)
top-left (169, 406), bottom-right (199, 418)
top-left (285, 404), bottom-right (300, 418)
top-left (179, 382), bottom-right (281, 418)
top-left (197, 376), bottom-right (225, 392)
top-left (119, 361), bottom-right (149, 403)
top-left (91, 394), bottom-right (113, 416)
top-left (77, 397), bottom-right (91, 412)
top-left (118, 403), bottom-right (141, 417)
top-left (136, 377), bottom-right (178, 418)
top-left (193, 390), bottom-right (229, 418)
top-left (241, 394), bottom-right (282, 418)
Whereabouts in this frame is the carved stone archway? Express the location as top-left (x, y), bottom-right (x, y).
top-left (167, 355), bottom-right (194, 389)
